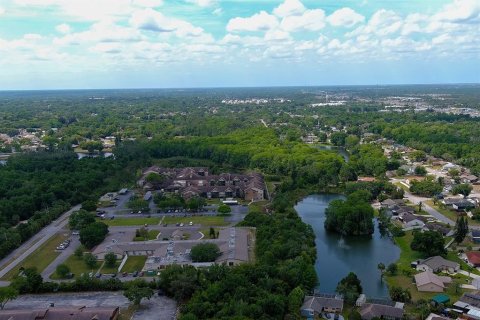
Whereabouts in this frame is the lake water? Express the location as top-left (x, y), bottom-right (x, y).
top-left (316, 145), bottom-right (349, 161)
top-left (295, 194), bottom-right (400, 298)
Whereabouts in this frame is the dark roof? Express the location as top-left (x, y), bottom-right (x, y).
top-left (472, 230), bottom-right (480, 238)
top-left (302, 295), bottom-right (344, 313)
top-left (360, 303), bottom-right (404, 320)
top-left (0, 307), bottom-right (119, 320)
top-left (459, 292), bottom-right (480, 308)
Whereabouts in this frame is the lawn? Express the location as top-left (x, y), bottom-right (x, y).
top-left (133, 230), bottom-right (160, 241)
top-left (99, 261), bottom-right (121, 274)
top-left (393, 232), bottom-right (423, 271)
top-left (425, 200), bottom-right (480, 226)
top-left (162, 216), bottom-right (227, 226)
top-left (386, 274), bottom-right (469, 302)
top-left (50, 254), bottom-right (98, 279)
top-left (200, 228), bottom-right (219, 239)
top-left (121, 256), bottom-right (147, 273)
top-left (99, 217), bottom-right (161, 227)
top-left (1, 233), bottom-right (67, 280)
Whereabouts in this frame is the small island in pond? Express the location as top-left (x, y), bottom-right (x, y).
top-left (324, 191), bottom-right (375, 236)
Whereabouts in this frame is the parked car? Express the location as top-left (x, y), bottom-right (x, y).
top-left (132, 271), bottom-right (139, 277)
top-left (139, 271), bottom-right (144, 277)
top-left (95, 273), bottom-right (102, 278)
top-left (122, 272), bottom-right (128, 277)
top-left (189, 221), bottom-right (193, 226)
top-left (72, 231), bottom-right (79, 235)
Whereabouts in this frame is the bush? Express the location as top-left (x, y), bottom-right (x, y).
top-left (56, 264), bottom-right (70, 278)
top-left (83, 253), bottom-right (97, 269)
top-left (217, 204), bottom-right (231, 214)
top-left (105, 252), bottom-right (116, 268)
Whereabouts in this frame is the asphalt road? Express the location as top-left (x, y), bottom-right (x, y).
top-left (0, 204), bottom-right (81, 281)
top-left (41, 236), bottom-right (80, 280)
top-left (3, 291), bottom-right (176, 320)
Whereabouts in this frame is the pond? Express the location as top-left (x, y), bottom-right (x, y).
top-left (295, 194), bottom-right (400, 298)
top-left (316, 145), bottom-right (349, 161)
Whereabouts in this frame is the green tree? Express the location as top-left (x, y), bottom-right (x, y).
top-left (387, 263), bottom-right (398, 275)
top-left (415, 166), bottom-right (427, 176)
top-left (83, 253), bottom-right (97, 269)
top-left (377, 263), bottom-right (385, 280)
top-left (79, 222), bottom-right (108, 249)
top-left (287, 286), bottom-right (304, 314)
top-left (330, 132), bottom-right (348, 146)
top-left (81, 200), bottom-right (97, 212)
top-left (69, 210), bottom-right (95, 230)
top-left (105, 252), bottom-right (117, 268)
top-left (411, 230), bottom-right (446, 257)
top-left (452, 184), bottom-right (473, 198)
top-left (345, 135), bottom-right (360, 150)
top-left (454, 216), bottom-right (469, 244)
top-left (217, 204), bottom-right (231, 214)
top-left (55, 264), bottom-right (70, 278)
top-left (0, 287), bottom-right (18, 310)
top-left (124, 285), bottom-right (154, 305)
top-left (411, 150), bottom-right (427, 162)
top-left (336, 272), bottom-right (362, 304)
top-left (389, 286), bottom-right (411, 302)
top-left (190, 243), bottom-right (221, 262)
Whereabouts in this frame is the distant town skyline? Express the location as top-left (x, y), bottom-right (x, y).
top-left (0, 0), bottom-right (479, 89)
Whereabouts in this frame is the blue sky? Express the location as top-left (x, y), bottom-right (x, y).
top-left (0, 0), bottom-right (479, 89)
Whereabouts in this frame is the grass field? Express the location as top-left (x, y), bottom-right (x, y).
top-left (99, 261), bottom-right (121, 274)
top-left (99, 217), bottom-right (161, 227)
top-left (133, 230), bottom-right (160, 241)
top-left (50, 254), bottom-right (97, 279)
top-left (200, 228), bottom-right (219, 239)
top-left (121, 256), bottom-right (147, 273)
top-left (163, 216), bottom-right (227, 226)
top-left (1, 233), bottom-right (67, 280)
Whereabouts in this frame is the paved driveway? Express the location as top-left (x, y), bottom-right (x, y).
top-left (0, 205), bottom-right (81, 279)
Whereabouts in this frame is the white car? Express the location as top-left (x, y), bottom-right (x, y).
top-left (189, 221), bottom-right (193, 226)
top-left (179, 223), bottom-right (184, 227)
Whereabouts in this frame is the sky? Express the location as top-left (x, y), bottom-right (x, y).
top-left (0, 0), bottom-right (479, 89)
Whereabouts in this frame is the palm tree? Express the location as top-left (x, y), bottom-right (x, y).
top-left (377, 263), bottom-right (386, 281)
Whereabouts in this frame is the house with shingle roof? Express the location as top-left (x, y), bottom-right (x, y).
top-left (414, 271), bottom-right (452, 292)
top-left (416, 256), bottom-right (460, 273)
top-left (359, 303), bottom-right (404, 320)
top-left (301, 294), bottom-right (344, 318)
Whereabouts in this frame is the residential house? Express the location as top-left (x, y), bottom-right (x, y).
top-left (424, 223), bottom-right (452, 237)
top-left (138, 167), bottom-right (267, 201)
top-left (443, 163), bottom-right (459, 172)
top-left (453, 293), bottom-right (480, 313)
top-left (425, 313), bottom-right (450, 320)
top-left (467, 252), bottom-right (480, 267)
top-left (400, 213), bottom-right (425, 230)
top-left (301, 294), bottom-right (344, 318)
top-left (461, 175), bottom-right (479, 185)
top-left (359, 302), bottom-right (404, 320)
top-left (452, 199), bottom-right (476, 211)
top-left (416, 256), bottom-right (460, 273)
top-left (472, 230), bottom-right (480, 244)
top-left (414, 271), bottom-right (452, 292)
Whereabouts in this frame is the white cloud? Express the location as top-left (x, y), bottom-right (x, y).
top-left (186, 0), bottom-right (217, 7)
top-left (227, 11), bottom-right (278, 32)
top-left (13, 0), bottom-right (163, 21)
top-left (0, 6), bottom-right (5, 15)
top-left (133, 0), bottom-right (163, 7)
top-left (280, 9), bottom-right (326, 32)
top-left (273, 0), bottom-right (305, 18)
top-left (212, 8), bottom-right (222, 16)
top-left (54, 21), bottom-right (143, 45)
top-left (264, 29), bottom-right (291, 41)
top-left (23, 33), bottom-right (43, 40)
top-left (434, 0), bottom-right (480, 23)
top-left (130, 8), bottom-right (205, 37)
top-left (327, 8), bottom-right (365, 27)
top-left (55, 23), bottom-right (71, 34)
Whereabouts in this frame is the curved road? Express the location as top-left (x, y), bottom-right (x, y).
top-left (0, 204), bottom-right (81, 284)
